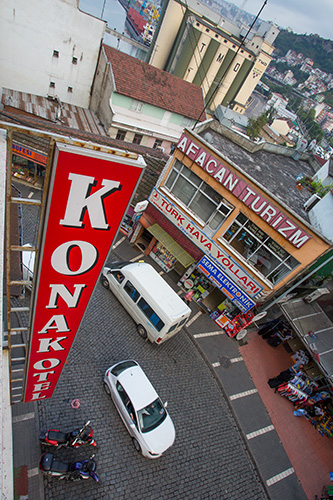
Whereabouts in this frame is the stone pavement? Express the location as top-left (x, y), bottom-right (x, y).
top-left (10, 187), bottom-right (311, 499)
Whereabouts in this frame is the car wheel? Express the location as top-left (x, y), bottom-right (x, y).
top-left (132, 438), bottom-right (141, 453)
top-left (103, 382), bottom-right (111, 396)
top-left (137, 324), bottom-right (147, 339)
top-left (101, 278), bottom-right (109, 289)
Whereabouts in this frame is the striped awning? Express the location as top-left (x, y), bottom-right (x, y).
top-left (147, 224), bottom-right (195, 268)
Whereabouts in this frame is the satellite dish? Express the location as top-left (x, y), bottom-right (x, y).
top-left (252, 311), bottom-right (267, 322)
top-left (236, 329), bottom-right (247, 340)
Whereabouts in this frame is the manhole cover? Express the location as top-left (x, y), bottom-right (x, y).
top-left (219, 356), bottom-right (231, 369)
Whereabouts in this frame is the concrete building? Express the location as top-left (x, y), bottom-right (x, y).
top-left (129, 120), bottom-right (331, 340)
top-left (90, 45), bottom-right (206, 155)
top-left (147, 0), bottom-right (279, 115)
top-left (0, 0), bottom-right (106, 108)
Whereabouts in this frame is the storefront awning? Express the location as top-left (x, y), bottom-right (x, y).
top-left (280, 299), bottom-right (333, 386)
top-left (147, 224), bottom-right (195, 268)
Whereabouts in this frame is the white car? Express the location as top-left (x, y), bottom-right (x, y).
top-left (103, 360), bottom-right (176, 459)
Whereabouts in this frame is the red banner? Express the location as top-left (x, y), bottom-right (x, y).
top-left (24, 143), bottom-right (145, 402)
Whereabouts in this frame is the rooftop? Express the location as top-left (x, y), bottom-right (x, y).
top-left (197, 126), bottom-right (317, 222)
top-left (103, 45), bottom-right (206, 122)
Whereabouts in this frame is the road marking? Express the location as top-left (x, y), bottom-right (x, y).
top-left (27, 191), bottom-right (34, 198)
top-left (28, 468), bottom-right (39, 478)
top-left (186, 311), bottom-right (202, 326)
top-left (266, 467), bottom-right (295, 486)
top-left (130, 253), bottom-right (144, 262)
top-left (230, 357), bottom-right (243, 363)
top-left (194, 331), bottom-right (224, 338)
top-left (246, 425), bottom-right (274, 440)
top-left (158, 270), bottom-right (164, 275)
top-left (230, 389), bottom-right (258, 400)
top-left (12, 412), bottom-right (35, 424)
top-left (212, 357), bottom-right (243, 369)
top-left (112, 236), bottom-right (125, 249)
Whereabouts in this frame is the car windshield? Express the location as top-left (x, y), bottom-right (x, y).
top-left (137, 398), bottom-right (167, 433)
top-left (111, 360), bottom-right (137, 376)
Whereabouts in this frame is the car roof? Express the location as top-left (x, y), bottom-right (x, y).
top-left (117, 364), bottom-right (159, 410)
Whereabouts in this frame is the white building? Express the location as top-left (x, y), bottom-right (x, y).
top-left (0, 0), bottom-right (106, 108)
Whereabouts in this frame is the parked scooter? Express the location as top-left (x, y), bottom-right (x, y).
top-left (39, 421), bottom-right (97, 448)
top-left (39, 452), bottom-right (99, 482)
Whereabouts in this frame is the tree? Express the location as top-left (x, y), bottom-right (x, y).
top-left (247, 113), bottom-right (268, 140)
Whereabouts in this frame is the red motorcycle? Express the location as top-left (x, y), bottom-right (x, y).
top-left (40, 420), bottom-right (97, 448)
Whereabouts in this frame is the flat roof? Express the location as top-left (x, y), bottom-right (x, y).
top-left (197, 127), bottom-right (316, 221)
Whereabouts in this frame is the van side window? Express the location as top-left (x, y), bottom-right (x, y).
top-left (124, 281), bottom-right (140, 302)
top-left (137, 298), bottom-right (165, 332)
top-left (111, 271), bottom-right (125, 284)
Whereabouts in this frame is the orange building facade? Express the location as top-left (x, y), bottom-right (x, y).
top-left (131, 129), bottom-right (331, 337)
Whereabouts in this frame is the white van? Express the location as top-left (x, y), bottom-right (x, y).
top-left (101, 261), bottom-right (191, 344)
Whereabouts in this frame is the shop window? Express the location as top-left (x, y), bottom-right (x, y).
top-left (164, 161), bottom-right (234, 229)
top-left (222, 213), bottom-right (300, 284)
top-left (133, 133), bottom-right (143, 145)
top-left (153, 139), bottom-right (163, 149)
top-left (116, 129), bottom-right (126, 141)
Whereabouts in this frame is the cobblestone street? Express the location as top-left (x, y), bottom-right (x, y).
top-left (37, 272), bottom-right (268, 500)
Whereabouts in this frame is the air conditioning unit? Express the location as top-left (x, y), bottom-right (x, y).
top-left (303, 288), bottom-right (330, 304)
top-left (304, 193), bottom-right (321, 211)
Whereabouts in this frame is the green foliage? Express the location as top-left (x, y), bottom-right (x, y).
top-left (273, 61), bottom-right (308, 84)
top-left (246, 113), bottom-right (268, 140)
top-left (274, 30), bottom-right (333, 75)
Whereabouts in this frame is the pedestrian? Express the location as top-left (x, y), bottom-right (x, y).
top-left (184, 289), bottom-right (194, 305)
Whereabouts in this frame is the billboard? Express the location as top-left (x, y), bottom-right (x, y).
top-left (23, 142), bottom-right (145, 402)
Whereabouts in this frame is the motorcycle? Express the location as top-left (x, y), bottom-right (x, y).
top-left (39, 452), bottom-right (99, 482)
top-left (39, 420), bottom-right (97, 448)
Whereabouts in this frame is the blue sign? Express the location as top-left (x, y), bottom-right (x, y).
top-left (197, 256), bottom-right (255, 313)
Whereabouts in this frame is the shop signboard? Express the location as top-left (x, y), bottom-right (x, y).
top-left (197, 256), bottom-right (255, 312)
top-left (23, 143), bottom-right (145, 402)
top-left (176, 133), bottom-right (311, 249)
top-left (13, 142), bottom-right (47, 166)
top-left (148, 188), bottom-right (263, 298)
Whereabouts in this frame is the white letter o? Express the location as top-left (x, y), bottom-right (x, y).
top-left (51, 241), bottom-right (98, 276)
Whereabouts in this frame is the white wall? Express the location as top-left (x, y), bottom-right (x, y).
top-left (308, 192), bottom-right (333, 242)
top-left (0, 0), bottom-right (105, 108)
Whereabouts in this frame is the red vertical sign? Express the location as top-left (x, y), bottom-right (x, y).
top-left (24, 143), bottom-right (145, 402)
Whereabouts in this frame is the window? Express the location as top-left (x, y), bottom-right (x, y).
top-left (72, 57), bottom-right (78, 65)
top-left (130, 100), bottom-right (143, 112)
top-left (53, 50), bottom-right (59, 58)
top-left (137, 298), bottom-right (165, 331)
top-left (116, 382), bottom-right (137, 426)
top-left (116, 129), bottom-right (126, 141)
top-left (111, 271), bottom-right (125, 284)
top-left (222, 213), bottom-right (299, 284)
top-left (133, 133), bottom-right (142, 145)
top-left (137, 398), bottom-right (166, 433)
top-left (49, 81), bottom-right (55, 88)
top-left (124, 280), bottom-right (140, 302)
top-left (153, 139), bottom-right (162, 149)
top-left (67, 86), bottom-right (73, 93)
top-left (165, 161), bottom-right (234, 231)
